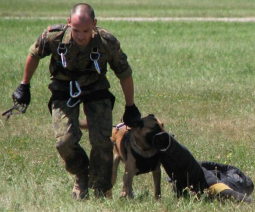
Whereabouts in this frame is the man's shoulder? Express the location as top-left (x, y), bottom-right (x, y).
top-left (96, 27), bottom-right (118, 44)
top-left (44, 24), bottom-right (69, 41)
top-left (47, 24), bottom-right (68, 32)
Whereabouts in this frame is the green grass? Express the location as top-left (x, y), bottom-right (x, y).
top-left (1, 1), bottom-right (255, 211)
top-left (2, 0), bottom-right (255, 18)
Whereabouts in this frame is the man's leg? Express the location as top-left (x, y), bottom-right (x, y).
top-left (84, 99), bottom-right (113, 197)
top-left (52, 100), bottom-right (89, 200)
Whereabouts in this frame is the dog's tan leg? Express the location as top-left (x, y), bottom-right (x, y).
top-left (122, 169), bottom-right (135, 198)
top-left (152, 163), bottom-right (161, 199)
top-left (121, 155), bottom-right (137, 199)
top-left (111, 149), bottom-right (120, 186)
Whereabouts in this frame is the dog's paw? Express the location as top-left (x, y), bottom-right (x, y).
top-left (155, 194), bottom-right (161, 200)
top-left (121, 191), bottom-right (134, 199)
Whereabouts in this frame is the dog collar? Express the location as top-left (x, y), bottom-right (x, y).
top-left (116, 122), bottom-right (125, 130)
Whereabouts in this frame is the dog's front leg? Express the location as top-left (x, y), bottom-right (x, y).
top-left (121, 156), bottom-right (137, 198)
top-left (122, 168), bottom-right (136, 198)
top-left (152, 163), bottom-right (161, 199)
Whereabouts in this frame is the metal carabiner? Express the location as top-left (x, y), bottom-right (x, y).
top-left (90, 49), bottom-right (101, 74)
top-left (66, 98), bottom-right (80, 108)
top-left (57, 43), bottom-right (68, 55)
top-left (60, 53), bottom-right (67, 68)
top-left (69, 81), bottom-right (81, 98)
top-left (57, 43), bottom-right (68, 68)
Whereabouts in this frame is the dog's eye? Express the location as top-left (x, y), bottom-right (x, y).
top-left (152, 125), bottom-right (161, 131)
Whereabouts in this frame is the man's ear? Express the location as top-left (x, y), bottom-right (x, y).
top-left (67, 17), bottom-right (71, 26)
top-left (93, 19), bottom-right (97, 29)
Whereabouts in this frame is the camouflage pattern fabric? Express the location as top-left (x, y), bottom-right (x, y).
top-left (83, 98), bottom-right (113, 193)
top-left (51, 98), bottom-right (113, 194)
top-left (52, 100), bottom-right (89, 176)
top-left (29, 24), bottom-right (132, 89)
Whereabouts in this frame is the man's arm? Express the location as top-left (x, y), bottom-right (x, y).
top-left (120, 75), bottom-right (134, 106)
top-left (120, 75), bottom-right (141, 126)
top-left (11, 55), bottom-right (40, 106)
top-left (22, 55), bottom-right (40, 84)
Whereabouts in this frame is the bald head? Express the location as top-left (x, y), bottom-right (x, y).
top-left (68, 3), bottom-right (97, 46)
top-left (70, 3), bottom-right (95, 21)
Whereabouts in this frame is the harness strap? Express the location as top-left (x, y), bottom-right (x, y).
top-left (130, 146), bottom-right (159, 175)
top-left (48, 89), bottom-right (115, 114)
top-left (52, 49), bottom-right (105, 80)
top-left (54, 63), bottom-right (97, 78)
top-left (51, 26), bottom-right (105, 80)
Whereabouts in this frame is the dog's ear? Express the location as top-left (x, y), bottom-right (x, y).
top-left (132, 119), bottom-right (144, 128)
top-left (148, 114), bottom-right (155, 117)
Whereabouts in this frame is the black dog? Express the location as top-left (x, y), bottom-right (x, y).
top-left (152, 132), bottom-right (254, 203)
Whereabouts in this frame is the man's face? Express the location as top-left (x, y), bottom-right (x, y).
top-left (68, 14), bottom-right (97, 46)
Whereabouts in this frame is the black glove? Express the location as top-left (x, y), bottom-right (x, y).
top-left (12, 83), bottom-right (31, 105)
top-left (123, 104), bottom-right (141, 127)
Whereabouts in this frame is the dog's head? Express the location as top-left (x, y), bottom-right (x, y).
top-left (131, 114), bottom-right (165, 149)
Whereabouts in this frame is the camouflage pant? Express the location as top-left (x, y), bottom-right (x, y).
top-left (52, 98), bottom-right (113, 193)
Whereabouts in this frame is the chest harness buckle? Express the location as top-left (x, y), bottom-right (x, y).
top-left (90, 47), bottom-right (101, 74)
top-left (57, 43), bottom-right (68, 68)
top-left (66, 81), bottom-right (82, 107)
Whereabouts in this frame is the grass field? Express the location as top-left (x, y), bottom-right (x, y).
top-left (1, 1), bottom-right (255, 211)
top-left (2, 0), bottom-right (255, 18)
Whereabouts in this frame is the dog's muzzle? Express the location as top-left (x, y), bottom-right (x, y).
top-left (152, 132), bottom-right (172, 152)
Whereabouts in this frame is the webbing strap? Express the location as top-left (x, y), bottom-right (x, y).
top-left (48, 89), bottom-right (115, 114)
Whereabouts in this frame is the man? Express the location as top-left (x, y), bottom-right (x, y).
top-left (12, 3), bottom-right (141, 200)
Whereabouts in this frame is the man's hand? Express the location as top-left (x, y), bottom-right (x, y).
top-left (123, 104), bottom-right (141, 127)
top-left (12, 83), bottom-right (31, 105)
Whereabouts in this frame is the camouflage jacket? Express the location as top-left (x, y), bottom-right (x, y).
top-left (29, 24), bottom-right (132, 90)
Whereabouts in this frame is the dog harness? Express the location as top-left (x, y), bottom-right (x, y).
top-left (125, 132), bottom-right (159, 175)
top-left (130, 148), bottom-right (159, 175)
